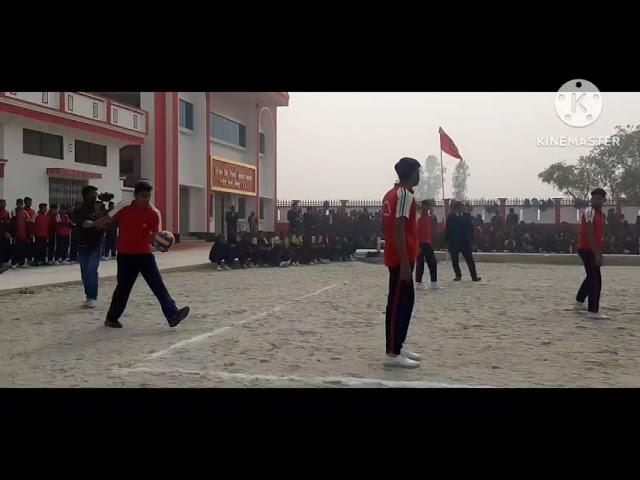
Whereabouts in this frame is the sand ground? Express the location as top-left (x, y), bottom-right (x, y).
top-left (1, 260), bottom-right (639, 387)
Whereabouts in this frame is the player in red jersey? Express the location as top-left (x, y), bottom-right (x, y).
top-left (575, 188), bottom-right (609, 319)
top-left (415, 199), bottom-right (439, 290)
top-left (382, 157), bottom-right (422, 369)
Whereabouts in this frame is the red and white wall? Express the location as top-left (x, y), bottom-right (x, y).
top-left (141, 91), bottom-right (288, 237)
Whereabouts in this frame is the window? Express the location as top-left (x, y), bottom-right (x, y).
top-left (92, 102), bottom-right (99, 118)
top-left (180, 100), bottom-right (194, 131)
top-left (75, 140), bottom-right (107, 167)
top-left (119, 145), bottom-right (141, 178)
top-left (23, 129), bottom-right (63, 159)
top-left (211, 113), bottom-right (246, 148)
top-left (259, 132), bottom-right (266, 155)
top-left (238, 198), bottom-right (246, 219)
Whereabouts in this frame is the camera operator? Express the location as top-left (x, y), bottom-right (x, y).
top-left (71, 186), bottom-right (110, 309)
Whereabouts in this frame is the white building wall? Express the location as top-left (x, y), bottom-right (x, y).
top-left (178, 92), bottom-right (206, 189)
top-left (209, 93), bottom-right (258, 167)
top-left (0, 119), bottom-right (124, 207)
top-left (140, 92), bottom-right (156, 201)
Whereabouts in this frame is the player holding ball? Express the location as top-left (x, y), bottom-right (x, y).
top-left (92, 181), bottom-right (190, 329)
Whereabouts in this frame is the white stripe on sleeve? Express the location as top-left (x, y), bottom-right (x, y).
top-left (395, 187), bottom-right (413, 219)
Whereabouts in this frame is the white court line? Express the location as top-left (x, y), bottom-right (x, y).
top-left (147, 284), bottom-right (338, 360)
top-left (114, 366), bottom-right (494, 388)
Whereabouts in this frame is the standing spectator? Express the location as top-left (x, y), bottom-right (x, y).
top-left (445, 200), bottom-right (481, 281)
top-left (55, 205), bottom-right (72, 264)
top-left (30, 203), bottom-right (50, 267)
top-left (23, 196), bottom-right (36, 265)
top-left (47, 204), bottom-right (59, 264)
top-left (415, 200), bottom-right (438, 289)
top-left (506, 207), bottom-right (519, 227)
top-left (0, 199), bottom-right (11, 268)
top-left (11, 204), bottom-right (29, 268)
top-left (248, 211), bottom-right (257, 236)
top-left (287, 201), bottom-right (302, 235)
top-left (225, 205), bottom-right (239, 244)
top-left (71, 186), bottom-right (104, 308)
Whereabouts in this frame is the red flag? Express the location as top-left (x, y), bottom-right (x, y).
top-left (439, 127), bottom-right (463, 161)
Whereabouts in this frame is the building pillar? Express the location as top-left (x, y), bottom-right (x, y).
top-left (553, 198), bottom-right (563, 224)
top-left (444, 198), bottom-right (451, 220)
top-left (498, 198), bottom-right (507, 224)
top-left (153, 92), bottom-right (180, 236)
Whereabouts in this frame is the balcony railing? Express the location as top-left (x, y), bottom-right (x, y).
top-left (1, 91), bottom-right (147, 136)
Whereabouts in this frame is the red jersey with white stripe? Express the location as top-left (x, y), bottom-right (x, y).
top-left (418, 211), bottom-right (432, 244)
top-left (109, 200), bottom-right (162, 254)
top-left (30, 212), bottom-right (50, 239)
top-left (382, 184), bottom-right (418, 267)
top-left (577, 206), bottom-right (604, 252)
top-left (56, 213), bottom-right (71, 236)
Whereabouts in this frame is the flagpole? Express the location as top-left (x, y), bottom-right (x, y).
top-left (440, 145), bottom-right (448, 262)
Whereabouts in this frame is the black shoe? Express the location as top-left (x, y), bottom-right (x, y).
top-left (168, 306), bottom-right (190, 328)
top-left (453, 276), bottom-right (462, 281)
top-left (104, 319), bottom-right (123, 328)
top-left (472, 277), bottom-right (482, 282)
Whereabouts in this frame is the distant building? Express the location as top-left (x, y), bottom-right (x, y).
top-left (0, 91), bottom-right (289, 239)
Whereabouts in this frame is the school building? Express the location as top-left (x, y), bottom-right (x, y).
top-left (0, 92), bottom-right (289, 239)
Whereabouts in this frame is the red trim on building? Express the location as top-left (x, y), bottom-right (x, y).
top-left (554, 198), bottom-right (562, 224)
top-left (0, 159), bottom-right (7, 178)
top-left (106, 99), bottom-right (112, 124)
top-left (273, 109), bottom-right (278, 226)
top-left (255, 108), bottom-right (261, 228)
top-left (205, 92), bottom-right (211, 233)
top-left (172, 92), bottom-right (180, 234)
top-left (46, 168), bottom-right (102, 180)
top-left (154, 92), bottom-right (168, 227)
top-left (0, 100), bottom-right (145, 144)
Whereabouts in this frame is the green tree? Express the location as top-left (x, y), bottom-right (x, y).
top-left (539, 125), bottom-right (640, 202)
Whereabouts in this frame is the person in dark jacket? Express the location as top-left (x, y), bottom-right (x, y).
top-left (287, 201), bottom-right (302, 235)
top-left (445, 200), bottom-right (481, 281)
top-left (225, 205), bottom-right (239, 244)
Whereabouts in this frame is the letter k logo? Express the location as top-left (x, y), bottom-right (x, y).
top-left (572, 93), bottom-right (587, 113)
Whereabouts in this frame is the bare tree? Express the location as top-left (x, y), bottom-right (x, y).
top-left (452, 160), bottom-right (470, 201)
top-left (417, 155), bottom-right (444, 201)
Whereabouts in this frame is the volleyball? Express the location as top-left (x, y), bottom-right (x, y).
top-left (154, 230), bottom-right (175, 252)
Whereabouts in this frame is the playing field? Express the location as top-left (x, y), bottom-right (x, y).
top-left (1, 261), bottom-right (639, 387)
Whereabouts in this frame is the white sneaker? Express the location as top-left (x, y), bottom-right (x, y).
top-left (84, 300), bottom-right (97, 309)
top-left (586, 312), bottom-right (610, 320)
top-left (384, 353), bottom-right (420, 369)
top-left (574, 301), bottom-right (587, 311)
top-left (430, 282), bottom-right (441, 289)
top-left (401, 348), bottom-right (422, 361)
top-left (216, 265), bottom-right (223, 271)
top-left (415, 282), bottom-right (427, 291)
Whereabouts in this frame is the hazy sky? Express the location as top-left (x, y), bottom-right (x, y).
top-left (276, 92), bottom-right (640, 200)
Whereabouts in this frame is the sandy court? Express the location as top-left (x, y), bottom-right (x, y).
top-left (1, 260), bottom-right (639, 388)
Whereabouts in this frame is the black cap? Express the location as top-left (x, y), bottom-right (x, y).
top-left (82, 185), bottom-right (98, 198)
top-left (394, 157), bottom-right (421, 181)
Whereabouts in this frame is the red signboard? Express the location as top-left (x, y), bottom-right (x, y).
top-left (210, 157), bottom-right (256, 196)
top-left (46, 168), bottom-right (102, 180)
